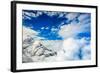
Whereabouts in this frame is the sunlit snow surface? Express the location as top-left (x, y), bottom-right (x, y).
top-left (22, 10), bottom-right (91, 63)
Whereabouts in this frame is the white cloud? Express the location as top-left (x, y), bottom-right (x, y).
top-left (40, 37), bottom-right (91, 61)
top-left (58, 13), bottom-right (64, 17)
top-left (39, 37), bottom-right (91, 61)
top-left (62, 37), bottom-right (91, 60)
top-left (22, 12), bottom-right (91, 62)
top-left (23, 26), bottom-right (39, 48)
top-left (62, 38), bottom-right (80, 60)
top-left (58, 24), bottom-right (80, 39)
top-left (23, 11), bottom-right (42, 18)
top-left (44, 11), bottom-right (58, 16)
top-left (82, 45), bottom-right (91, 59)
top-left (41, 40), bottom-right (65, 61)
top-left (22, 12), bottom-right (31, 20)
top-left (41, 27), bottom-right (45, 30)
top-left (41, 27), bottom-right (49, 30)
top-left (58, 12), bottom-right (67, 17)
top-left (51, 28), bottom-right (58, 32)
top-left (22, 15), bottom-right (31, 20)
top-left (23, 26), bottom-right (46, 41)
top-left (43, 11), bottom-right (66, 17)
top-left (58, 23), bottom-right (90, 39)
top-left (79, 18), bottom-right (90, 25)
top-left (23, 12), bottom-right (31, 16)
top-left (65, 13), bottom-right (79, 21)
top-left (78, 14), bottom-right (89, 22)
top-left (45, 27), bottom-right (49, 29)
top-left (23, 26), bottom-right (39, 40)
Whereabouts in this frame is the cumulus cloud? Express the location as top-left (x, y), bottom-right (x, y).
top-left (63, 38), bottom-right (80, 60)
top-left (39, 37), bottom-right (91, 61)
top-left (62, 37), bottom-right (91, 60)
top-left (58, 23), bottom-right (90, 39)
top-left (58, 13), bottom-right (91, 39)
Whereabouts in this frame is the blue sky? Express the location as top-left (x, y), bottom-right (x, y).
top-left (22, 10), bottom-right (91, 40)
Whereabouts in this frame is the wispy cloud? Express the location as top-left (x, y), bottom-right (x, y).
top-left (44, 11), bottom-right (58, 16)
top-left (22, 11), bottom-right (42, 19)
top-left (51, 28), bottom-right (56, 31)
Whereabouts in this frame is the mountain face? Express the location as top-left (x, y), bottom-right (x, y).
top-left (22, 27), bottom-right (57, 63)
top-left (23, 40), bottom-right (57, 63)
